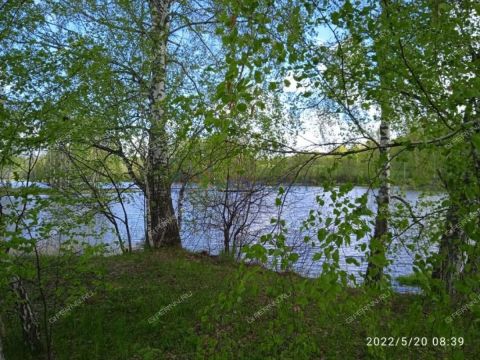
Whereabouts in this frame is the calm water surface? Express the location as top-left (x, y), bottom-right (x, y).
top-left (2, 182), bottom-right (444, 292)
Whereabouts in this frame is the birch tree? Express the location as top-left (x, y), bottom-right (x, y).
top-left (145, 0), bottom-right (180, 247)
top-left (43, 0), bottom-right (227, 248)
top-left (365, 1), bottom-right (392, 284)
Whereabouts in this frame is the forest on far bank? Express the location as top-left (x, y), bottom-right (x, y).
top-left (5, 140), bottom-right (443, 189)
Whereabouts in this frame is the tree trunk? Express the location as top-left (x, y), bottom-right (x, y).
top-left (0, 315), bottom-right (5, 360)
top-left (223, 227), bottom-right (231, 254)
top-left (0, 207), bottom-right (4, 360)
top-left (1, 203), bottom-right (42, 354)
top-left (465, 89), bottom-right (480, 277)
top-left (433, 59), bottom-right (480, 291)
top-left (366, 119), bottom-right (391, 283)
top-left (432, 206), bottom-right (465, 295)
top-left (365, 2), bottom-right (392, 284)
top-left (222, 170), bottom-right (231, 254)
top-left (145, 0), bottom-right (181, 248)
top-left (177, 180), bottom-right (187, 232)
top-left (10, 276), bottom-right (42, 353)
top-left (434, 93), bottom-right (479, 292)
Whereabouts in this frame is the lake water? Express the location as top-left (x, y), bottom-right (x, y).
top-left (1, 183), bottom-right (443, 292)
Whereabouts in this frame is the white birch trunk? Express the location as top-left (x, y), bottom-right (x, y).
top-left (433, 206), bottom-right (465, 295)
top-left (365, 2), bottom-right (392, 283)
top-left (145, 0), bottom-right (181, 248)
top-left (435, 95), bottom-right (479, 293)
top-left (10, 276), bottom-right (42, 352)
top-left (366, 118), bottom-right (391, 283)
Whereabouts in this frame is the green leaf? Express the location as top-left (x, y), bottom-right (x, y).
top-left (237, 103), bottom-right (248, 112)
top-left (254, 70), bottom-right (262, 83)
top-left (289, 253), bottom-right (300, 262)
top-left (268, 82), bottom-right (277, 91)
top-left (317, 228), bottom-right (328, 241)
top-left (346, 257), bottom-right (360, 266)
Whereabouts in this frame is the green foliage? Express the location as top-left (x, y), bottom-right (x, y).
top-left (2, 0), bottom-right (480, 358)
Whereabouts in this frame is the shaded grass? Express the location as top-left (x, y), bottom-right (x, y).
top-left (3, 249), bottom-right (479, 359)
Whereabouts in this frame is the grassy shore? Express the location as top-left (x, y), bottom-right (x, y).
top-left (3, 249), bottom-right (477, 359)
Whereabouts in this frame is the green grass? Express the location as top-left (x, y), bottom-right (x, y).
top-left (3, 249), bottom-right (478, 359)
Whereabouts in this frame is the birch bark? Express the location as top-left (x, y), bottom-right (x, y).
top-left (145, 0), bottom-right (181, 248)
top-left (365, 1), bottom-right (392, 283)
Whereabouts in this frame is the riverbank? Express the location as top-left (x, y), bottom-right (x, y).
top-left (3, 248), bottom-right (476, 359)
